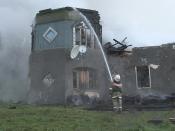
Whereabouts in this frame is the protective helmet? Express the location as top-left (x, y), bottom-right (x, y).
top-left (114, 74), bottom-right (121, 82)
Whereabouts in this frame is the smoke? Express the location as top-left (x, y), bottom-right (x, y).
top-left (0, 0), bottom-right (87, 103)
top-left (0, 6), bottom-right (30, 102)
top-left (0, 37), bottom-right (30, 103)
top-left (0, 0), bottom-right (174, 103)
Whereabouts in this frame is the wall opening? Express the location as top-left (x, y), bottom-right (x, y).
top-left (135, 66), bottom-right (151, 89)
top-left (73, 67), bottom-right (96, 89)
top-left (73, 21), bottom-right (95, 48)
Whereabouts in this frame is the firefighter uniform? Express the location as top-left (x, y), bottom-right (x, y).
top-left (112, 74), bottom-right (122, 112)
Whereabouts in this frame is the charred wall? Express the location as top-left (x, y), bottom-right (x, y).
top-left (108, 43), bottom-right (175, 107)
top-left (29, 48), bottom-right (111, 105)
top-left (29, 7), bottom-right (110, 106)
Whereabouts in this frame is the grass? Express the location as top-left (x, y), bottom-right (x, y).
top-left (0, 104), bottom-right (175, 131)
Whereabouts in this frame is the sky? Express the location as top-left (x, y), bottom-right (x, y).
top-left (86, 0), bottom-right (175, 46)
top-left (1, 0), bottom-right (175, 46)
top-left (0, 0), bottom-right (175, 102)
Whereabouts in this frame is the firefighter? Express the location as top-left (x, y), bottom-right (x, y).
top-left (111, 74), bottom-right (123, 112)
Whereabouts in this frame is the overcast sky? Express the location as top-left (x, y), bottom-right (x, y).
top-left (0, 0), bottom-right (175, 46)
top-left (87, 0), bottom-right (175, 46)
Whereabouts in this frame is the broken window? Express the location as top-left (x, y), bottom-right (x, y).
top-left (73, 67), bottom-right (96, 89)
top-left (136, 66), bottom-right (151, 88)
top-left (73, 21), bottom-right (95, 48)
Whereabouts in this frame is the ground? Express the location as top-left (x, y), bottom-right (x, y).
top-left (0, 105), bottom-right (175, 131)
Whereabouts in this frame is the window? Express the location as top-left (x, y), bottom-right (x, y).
top-left (73, 67), bottom-right (96, 89)
top-left (43, 27), bottom-right (58, 43)
top-left (135, 66), bottom-right (151, 88)
top-left (73, 21), bottom-right (95, 48)
top-left (173, 45), bottom-right (175, 49)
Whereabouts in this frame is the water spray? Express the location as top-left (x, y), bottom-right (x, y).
top-left (72, 7), bottom-right (113, 82)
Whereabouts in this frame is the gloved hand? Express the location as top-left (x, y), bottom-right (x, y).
top-left (109, 88), bottom-right (112, 90)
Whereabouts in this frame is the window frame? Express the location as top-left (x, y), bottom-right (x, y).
top-left (73, 21), bottom-right (95, 48)
top-left (43, 27), bottom-right (58, 43)
top-left (73, 67), bottom-right (96, 89)
top-left (135, 65), bottom-right (151, 89)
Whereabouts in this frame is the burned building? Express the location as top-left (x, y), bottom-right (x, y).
top-left (28, 7), bottom-right (111, 105)
top-left (28, 6), bottom-right (175, 109)
top-left (108, 43), bottom-right (175, 108)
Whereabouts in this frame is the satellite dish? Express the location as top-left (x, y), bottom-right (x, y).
top-left (70, 45), bottom-right (80, 59)
top-left (79, 45), bottom-right (87, 53)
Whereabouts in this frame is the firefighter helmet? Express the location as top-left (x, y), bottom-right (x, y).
top-left (114, 74), bottom-right (120, 82)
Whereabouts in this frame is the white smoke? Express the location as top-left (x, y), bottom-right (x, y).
top-left (0, 0), bottom-right (174, 103)
top-left (0, 0), bottom-right (87, 103)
